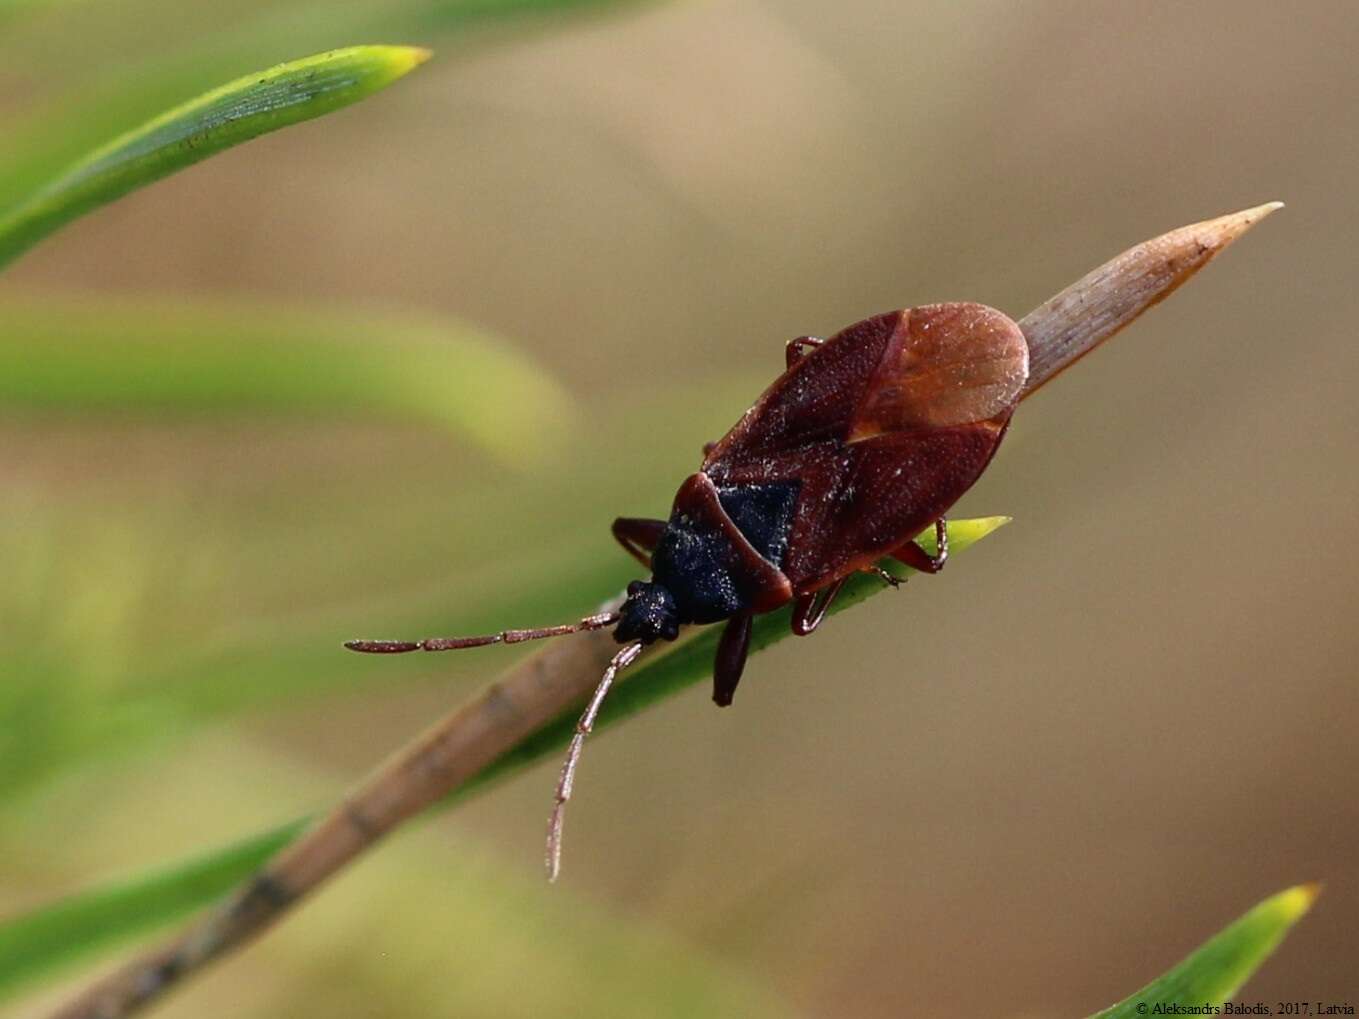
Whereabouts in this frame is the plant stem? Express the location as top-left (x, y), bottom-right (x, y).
top-left (44, 202), bottom-right (1281, 1019)
top-left (1019, 202), bottom-right (1282, 395)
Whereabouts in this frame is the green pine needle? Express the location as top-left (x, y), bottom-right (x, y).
top-left (0, 46), bottom-right (429, 269)
top-left (1092, 884), bottom-right (1320, 1017)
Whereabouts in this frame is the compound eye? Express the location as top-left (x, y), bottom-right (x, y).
top-left (627, 580), bottom-right (646, 596)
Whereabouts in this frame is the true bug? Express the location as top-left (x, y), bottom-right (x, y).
top-left (348, 301), bottom-right (1029, 878)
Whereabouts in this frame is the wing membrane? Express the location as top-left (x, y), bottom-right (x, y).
top-left (848, 303), bottom-right (1028, 442)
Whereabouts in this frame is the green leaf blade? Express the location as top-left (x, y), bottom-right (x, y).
top-left (0, 45), bottom-right (430, 269)
top-left (1092, 884), bottom-right (1320, 1018)
top-left (0, 295), bottom-right (573, 463)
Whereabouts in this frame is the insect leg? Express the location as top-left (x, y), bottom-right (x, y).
top-left (712, 613), bottom-right (753, 706)
top-left (862, 564), bottom-right (902, 588)
top-left (785, 335), bottom-right (824, 369)
top-left (611, 517), bottom-right (666, 567)
top-left (546, 640), bottom-right (645, 881)
top-left (892, 517), bottom-right (949, 574)
top-left (790, 577), bottom-right (848, 636)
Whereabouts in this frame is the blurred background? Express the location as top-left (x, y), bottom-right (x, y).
top-left (2, 1), bottom-right (1356, 1015)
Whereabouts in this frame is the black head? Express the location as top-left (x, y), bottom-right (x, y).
top-left (614, 580), bottom-right (680, 645)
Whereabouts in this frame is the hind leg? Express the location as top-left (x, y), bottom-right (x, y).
top-left (892, 518), bottom-right (948, 575)
top-left (790, 577), bottom-right (848, 637)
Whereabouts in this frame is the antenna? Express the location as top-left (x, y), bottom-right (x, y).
top-left (345, 611), bottom-right (621, 653)
top-left (545, 640), bottom-right (644, 882)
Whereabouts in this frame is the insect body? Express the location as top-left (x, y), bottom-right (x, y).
top-left (348, 302), bottom-right (1029, 878)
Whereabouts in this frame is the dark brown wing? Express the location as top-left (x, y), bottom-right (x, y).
top-left (780, 419), bottom-right (1010, 592)
top-left (703, 304), bottom-right (1027, 594)
top-left (704, 311), bottom-right (900, 465)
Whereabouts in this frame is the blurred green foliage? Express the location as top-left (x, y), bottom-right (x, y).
top-left (0, 4), bottom-right (673, 1009)
top-left (0, 296), bottom-right (572, 459)
top-left (0, 822), bottom-right (304, 997)
top-left (0, 520), bottom-right (1005, 998)
top-left (0, 375), bottom-right (736, 806)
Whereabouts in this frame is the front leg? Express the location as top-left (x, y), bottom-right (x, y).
top-left (712, 613), bottom-right (753, 706)
top-left (790, 577), bottom-right (847, 636)
top-left (612, 517), bottom-right (667, 568)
